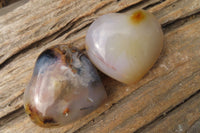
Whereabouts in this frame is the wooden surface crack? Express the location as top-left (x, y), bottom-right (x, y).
top-left (135, 70), bottom-right (200, 133)
top-left (143, 0), bottom-right (166, 10)
top-left (162, 11), bottom-right (200, 33)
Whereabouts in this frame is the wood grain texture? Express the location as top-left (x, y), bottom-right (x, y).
top-left (0, 0), bottom-right (200, 133)
top-left (0, 0), bottom-right (21, 8)
top-left (140, 92), bottom-right (200, 133)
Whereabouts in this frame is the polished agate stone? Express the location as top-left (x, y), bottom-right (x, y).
top-left (86, 9), bottom-right (163, 84)
top-left (24, 45), bottom-right (107, 127)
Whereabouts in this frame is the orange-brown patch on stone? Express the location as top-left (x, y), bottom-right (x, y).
top-left (24, 104), bottom-right (44, 126)
top-left (24, 104), bottom-right (58, 127)
top-left (63, 107), bottom-right (69, 115)
top-left (52, 47), bottom-right (67, 64)
top-left (130, 10), bottom-right (145, 24)
top-left (43, 117), bottom-right (57, 124)
top-left (71, 67), bottom-right (77, 73)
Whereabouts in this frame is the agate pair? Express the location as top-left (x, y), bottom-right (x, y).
top-left (24, 9), bottom-right (163, 127)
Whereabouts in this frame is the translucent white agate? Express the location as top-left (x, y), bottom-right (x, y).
top-left (86, 9), bottom-right (163, 84)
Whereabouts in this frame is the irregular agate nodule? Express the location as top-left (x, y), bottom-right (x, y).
top-left (24, 45), bottom-right (107, 127)
top-left (86, 9), bottom-right (163, 84)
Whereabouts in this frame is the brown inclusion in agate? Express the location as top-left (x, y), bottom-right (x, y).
top-left (24, 45), bottom-right (107, 127)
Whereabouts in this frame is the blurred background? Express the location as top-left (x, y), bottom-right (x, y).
top-left (0, 0), bottom-right (21, 8)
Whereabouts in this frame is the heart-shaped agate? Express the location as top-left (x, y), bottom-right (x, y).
top-left (86, 9), bottom-right (163, 84)
top-left (24, 45), bottom-right (107, 127)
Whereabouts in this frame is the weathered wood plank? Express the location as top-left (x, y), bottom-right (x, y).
top-left (139, 92), bottom-right (200, 133)
top-left (0, 0), bottom-right (200, 132)
top-left (0, 0), bottom-right (28, 16)
top-left (0, 0), bottom-right (22, 8)
top-left (188, 119), bottom-right (200, 133)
